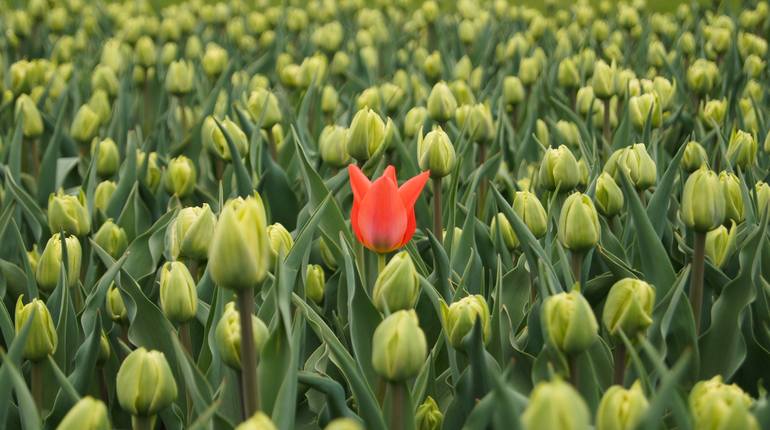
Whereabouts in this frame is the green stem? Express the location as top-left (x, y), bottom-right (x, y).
top-left (570, 251), bottom-right (583, 286)
top-left (268, 129), bottom-right (277, 161)
top-left (569, 354), bottom-right (580, 388)
top-left (529, 269), bottom-right (537, 306)
top-left (613, 343), bottom-right (626, 386)
top-left (690, 232), bottom-right (707, 335)
top-left (377, 253), bottom-right (386, 278)
top-left (389, 382), bottom-right (407, 430)
top-left (180, 323), bottom-right (193, 355)
top-left (132, 414), bottom-right (157, 430)
top-left (31, 361), bottom-right (43, 413)
top-left (433, 176), bottom-right (443, 243)
top-left (237, 290), bottom-right (260, 418)
top-left (603, 98), bottom-right (611, 147)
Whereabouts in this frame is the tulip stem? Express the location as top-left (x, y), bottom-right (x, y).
top-left (237, 290), bottom-right (260, 418)
top-left (570, 251), bottom-right (583, 285)
top-left (268, 129), bottom-right (278, 161)
top-left (569, 354), bottom-right (580, 388)
top-left (603, 98), bottom-right (611, 146)
top-left (180, 323), bottom-right (193, 355)
top-left (432, 176), bottom-right (443, 243)
top-left (613, 343), bottom-right (626, 386)
top-left (690, 232), bottom-right (707, 335)
top-left (377, 253), bottom-right (386, 275)
top-left (131, 414), bottom-right (156, 430)
top-left (31, 361), bottom-right (43, 413)
top-left (388, 382), bottom-right (408, 430)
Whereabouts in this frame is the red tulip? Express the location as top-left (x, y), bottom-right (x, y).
top-left (348, 165), bottom-right (430, 254)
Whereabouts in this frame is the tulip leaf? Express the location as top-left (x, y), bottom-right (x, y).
top-left (37, 97), bottom-right (67, 207)
top-left (213, 117), bottom-right (253, 198)
top-left (646, 142), bottom-right (687, 237)
top-left (106, 131), bottom-right (138, 219)
top-left (0, 303), bottom-right (37, 429)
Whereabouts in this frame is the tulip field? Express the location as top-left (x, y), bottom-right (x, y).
top-left (5, 0), bottom-right (770, 429)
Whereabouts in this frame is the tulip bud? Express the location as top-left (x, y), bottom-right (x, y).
top-left (558, 192), bottom-right (601, 252)
top-left (490, 212), bottom-right (518, 251)
top-left (15, 296), bottom-right (57, 361)
top-left (687, 59), bottom-right (718, 95)
top-left (743, 55), bottom-right (765, 78)
top-left (690, 376), bottom-right (758, 430)
top-left (93, 219), bottom-right (128, 260)
top-left (247, 88), bottom-right (282, 128)
top-left (402, 107), bottom-right (426, 139)
top-left (518, 57), bottom-right (540, 86)
top-left (202, 116), bottom-right (248, 161)
top-left (306, 264), bottom-right (325, 304)
top-left (136, 150), bottom-right (161, 192)
top-left (372, 251), bottom-right (420, 313)
top-left (727, 129), bottom-right (757, 170)
top-left (523, 379), bottom-right (590, 430)
top-left (602, 278), bottom-right (655, 337)
top-left (14, 94), bottom-right (43, 138)
top-left (539, 145), bottom-right (580, 191)
top-left (417, 127), bottom-right (455, 178)
top-left (441, 295), bottom-right (491, 349)
top-left (318, 125), bottom-right (350, 168)
top-left (705, 223), bottom-right (736, 268)
top-left (427, 82), bottom-right (457, 123)
top-left (202, 43), bottom-right (228, 77)
top-left (682, 141), bottom-right (708, 173)
top-left (167, 204), bottom-right (216, 261)
top-left (719, 172), bottom-right (744, 224)
top-left (236, 412), bottom-right (278, 430)
top-left (455, 103), bottom-right (494, 143)
top-left (629, 93), bottom-right (661, 130)
top-left (330, 51), bottom-right (350, 75)
top-left (503, 76), bottom-right (525, 105)
top-left (94, 180), bottom-right (116, 214)
top-left (681, 168), bottom-right (726, 232)
top-left (558, 58), bottom-right (580, 89)
top-left (324, 418), bottom-right (363, 430)
top-left (116, 348), bottom-right (177, 417)
top-left (106, 285), bottom-right (127, 322)
top-left (380, 82), bottom-right (405, 113)
top-left (415, 396), bottom-right (443, 430)
top-left (165, 60), bottom-right (194, 96)
top-left (56, 396), bottom-right (110, 430)
top-left (543, 290), bottom-right (599, 355)
top-left (163, 155), bottom-right (197, 198)
top-left (48, 189), bottom-right (90, 236)
top-left (575, 87), bottom-right (598, 117)
top-left (88, 90), bottom-right (112, 125)
top-left (91, 138), bottom-right (120, 177)
top-left (215, 302), bottom-right (269, 370)
top-left (595, 173), bottom-right (624, 218)
top-left (555, 120), bottom-right (581, 148)
top-left (603, 143), bottom-right (657, 191)
top-left (513, 191), bottom-right (548, 238)
top-left (209, 196), bottom-right (270, 291)
top-left (158, 261), bottom-right (197, 324)
top-left (97, 330), bottom-right (111, 365)
top-left (535, 119), bottom-right (550, 147)
top-left (347, 108), bottom-right (386, 162)
top-left (70, 105), bottom-right (100, 143)
top-left (37, 233), bottom-right (82, 291)
top-left (700, 99), bottom-right (727, 127)
top-left (321, 85), bottom-right (338, 114)
top-left (592, 60), bottom-right (616, 99)
top-left (134, 36), bottom-right (157, 67)
top-left (372, 310), bottom-right (427, 381)
top-left (596, 381), bottom-right (649, 430)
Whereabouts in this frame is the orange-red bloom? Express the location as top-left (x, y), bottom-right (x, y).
top-left (348, 165), bottom-right (430, 254)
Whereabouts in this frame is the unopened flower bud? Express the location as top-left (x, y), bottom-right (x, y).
top-left (324, 418), bottom-right (362, 430)
top-left (595, 173), bottom-right (624, 217)
top-left (106, 285), bottom-right (127, 322)
top-left (538, 145), bottom-right (580, 191)
top-left (57, 396), bottom-right (110, 430)
top-left (690, 376), bottom-right (758, 430)
top-left (37, 232), bottom-right (82, 292)
top-left (720, 172), bottom-right (744, 224)
top-left (48, 189), bottom-right (90, 236)
top-left (603, 143), bottom-right (657, 191)
top-left (441, 295), bottom-right (491, 350)
top-left (202, 43), bottom-right (228, 77)
top-left (164, 155), bottom-right (197, 198)
top-left (306, 264), bottom-right (325, 304)
top-left (705, 223), bottom-right (736, 268)
top-left (93, 219), bottom-right (128, 259)
top-left (14, 94), bottom-right (43, 138)
top-left (518, 57), bottom-right (540, 86)
top-left (15, 296), bottom-right (57, 361)
top-left (513, 191), bottom-right (548, 238)
top-left (415, 396), bottom-right (443, 430)
top-left (602, 278), bottom-right (655, 337)
top-left (687, 59), bottom-right (718, 95)
top-left (167, 204), bottom-right (216, 261)
top-left (629, 93), bottom-right (661, 130)
top-left (523, 379), bottom-right (590, 430)
top-left (503, 76), bottom-right (525, 105)
top-left (94, 181), bottom-right (116, 214)
top-left (418, 127), bottom-right (455, 178)
top-left (372, 251), bottom-right (420, 313)
top-left (727, 129), bottom-right (757, 170)
top-left (318, 125), bottom-right (350, 168)
top-left (372, 310), bottom-right (427, 381)
top-left (556, 120), bottom-right (581, 148)
top-left (321, 85), bottom-right (339, 114)
top-left (558, 58), bottom-right (580, 89)
top-left (70, 105), bottom-right (100, 143)
top-left (455, 103), bottom-right (494, 143)
top-left (347, 108), bottom-right (386, 162)
top-left (236, 412), bottom-right (278, 430)
top-left (116, 348), bottom-right (177, 417)
top-left (592, 60), bottom-right (616, 99)
top-left (202, 116), bottom-right (248, 161)
top-left (558, 192), bottom-right (601, 252)
top-left (247, 88), bottom-right (282, 128)
top-left (158, 261), bottom-right (197, 323)
top-left (681, 168), bottom-right (726, 232)
top-left (535, 119), bottom-right (550, 147)
top-left (596, 381), bottom-right (649, 430)
top-left (490, 212), bottom-right (518, 251)
top-left (165, 60), bottom-right (194, 96)
top-left (682, 141), bottom-right (708, 172)
top-left (215, 302), bottom-right (269, 370)
top-left (700, 99), bottom-right (727, 127)
top-left (134, 36), bottom-right (157, 67)
top-left (91, 138), bottom-right (120, 177)
top-left (266, 222), bottom-right (293, 267)
top-left (543, 290), bottom-right (599, 355)
top-left (427, 82), bottom-right (457, 123)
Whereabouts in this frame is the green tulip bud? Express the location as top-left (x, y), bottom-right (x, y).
top-left (372, 310), bottom-right (427, 381)
top-left (97, 331), bottom-right (111, 365)
top-left (306, 264), bottom-right (325, 304)
top-left (202, 43), bottom-right (228, 77)
top-left (603, 143), bottom-right (657, 191)
top-left (165, 60), bottom-right (194, 96)
top-left (557, 58), bottom-right (580, 89)
top-left (15, 296), bottom-right (57, 361)
top-left (575, 87), bottom-right (598, 116)
top-left (427, 82), bottom-right (457, 123)
top-left (106, 284), bottom-right (127, 322)
top-left (159, 261), bottom-right (197, 324)
top-left (91, 138), bottom-right (120, 177)
top-left (136, 150), bottom-right (161, 192)
top-left (330, 51), bottom-right (350, 76)
top-left (372, 251), bottom-right (420, 313)
top-left (518, 57), bottom-right (540, 86)
top-left (215, 302), bottom-right (269, 370)
top-left (629, 93), bottom-right (661, 130)
top-left (490, 212), bottom-right (518, 251)
top-left (738, 31), bottom-right (767, 59)
top-left (757, 181), bottom-right (770, 216)
top-left (441, 295), bottom-right (491, 350)
top-left (681, 168), bottom-right (726, 232)
top-left (347, 108), bottom-right (386, 162)
top-left (318, 125), bottom-right (350, 168)
top-left (602, 278), bottom-right (655, 337)
top-left (423, 51), bottom-right (442, 80)
top-left (595, 173), bottom-right (624, 217)
top-left (167, 204), bottom-right (216, 261)
top-left (266, 222), bottom-right (293, 267)
top-left (235, 412), bottom-right (278, 430)
top-left (558, 192), bottom-right (601, 252)
top-left (700, 99), bottom-right (727, 128)
top-left (209, 196), bottom-right (270, 291)
top-left (247, 88), bottom-right (282, 128)
top-left (555, 120), bottom-right (581, 148)
top-left (720, 172), bottom-right (744, 224)
top-left (679, 32), bottom-right (696, 56)
top-left (318, 237), bottom-right (338, 270)
top-left (455, 103), bottom-right (494, 143)
top-left (415, 396), bottom-right (443, 430)
top-left (513, 191), bottom-right (548, 238)
top-left (160, 42), bottom-right (178, 66)
top-left (134, 36), bottom-right (157, 67)
top-left (503, 76), bottom-right (525, 105)
top-left (70, 105), bottom-right (100, 143)
top-left (449, 80), bottom-right (476, 106)
top-left (743, 55), bottom-right (765, 78)
top-left (356, 87), bottom-right (381, 112)
top-left (324, 418), bottom-right (363, 430)
top-left (56, 396), bottom-right (110, 430)
top-left (116, 348), bottom-right (177, 417)
top-left (37, 233), bottom-right (82, 292)
top-left (705, 223), bottom-right (736, 268)
top-left (88, 90), bottom-right (112, 125)
top-left (690, 376), bottom-right (758, 430)
top-left (535, 119), bottom-right (550, 147)
top-left (596, 381), bottom-right (649, 430)
top-left (321, 85), bottom-right (339, 114)
top-left (539, 145), bottom-right (580, 192)
top-left (543, 290), bottom-right (599, 355)
top-left (48, 189), bottom-right (90, 236)
top-left (592, 60), bottom-right (616, 99)
top-left (381, 82), bottom-right (405, 113)
top-left (202, 116), bottom-right (249, 161)
top-left (403, 107), bottom-right (427, 139)
top-left (94, 180), bottom-right (116, 214)
top-left (93, 219), bottom-right (128, 260)
top-left (682, 141), bottom-right (708, 173)
top-left (14, 94), bottom-right (43, 138)
top-left (687, 59), bottom-right (718, 95)
top-left (164, 155), bottom-right (197, 198)
top-left (726, 129), bottom-right (757, 170)
top-left (418, 127), bottom-right (455, 178)
top-left (523, 379), bottom-right (590, 430)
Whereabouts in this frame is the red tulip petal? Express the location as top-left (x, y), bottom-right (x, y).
top-left (357, 175), bottom-right (407, 253)
top-left (350, 201), bottom-right (364, 244)
top-left (383, 165), bottom-right (397, 186)
top-left (398, 171), bottom-right (430, 210)
top-left (348, 164), bottom-right (371, 203)
top-left (399, 209), bottom-right (417, 247)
